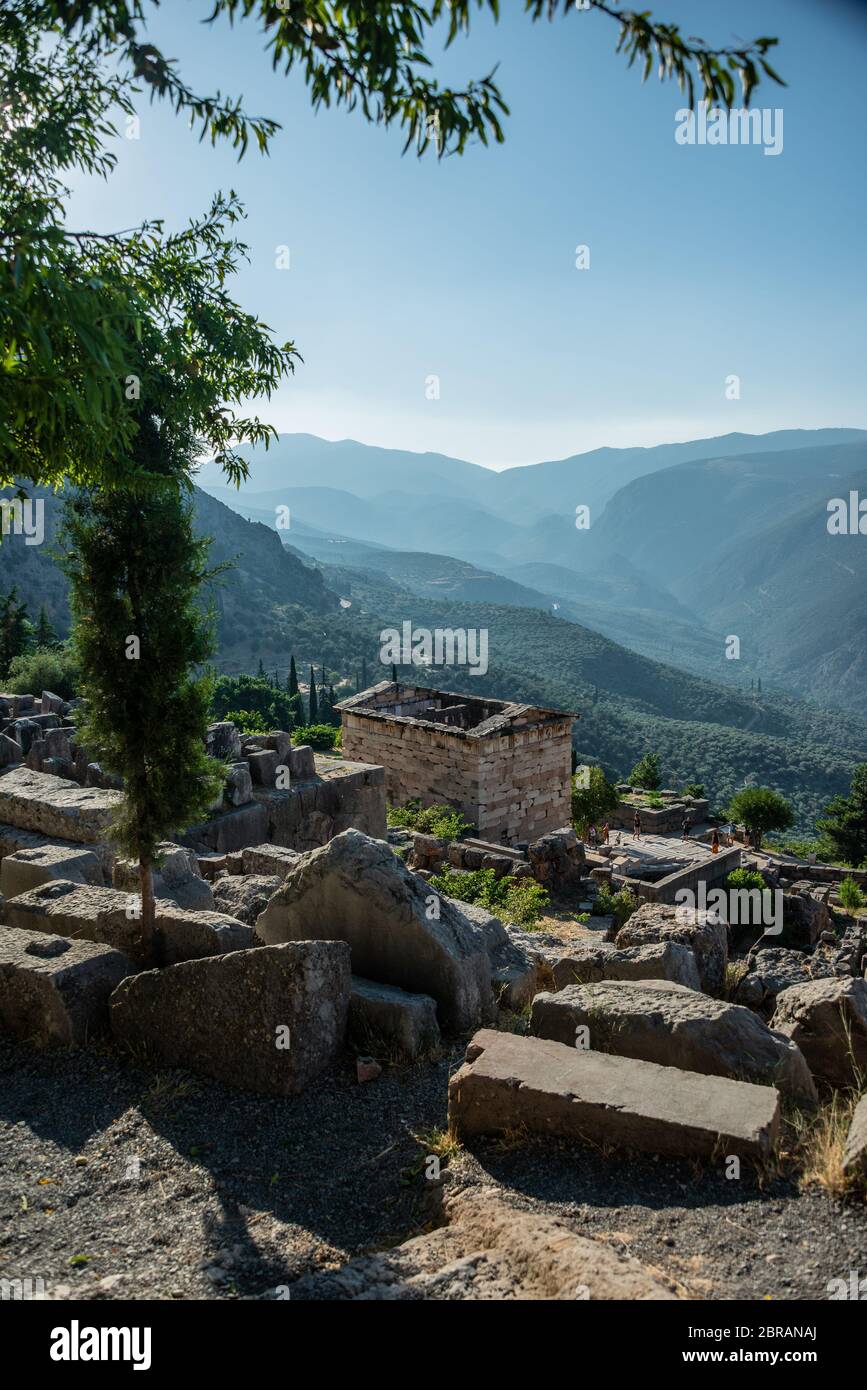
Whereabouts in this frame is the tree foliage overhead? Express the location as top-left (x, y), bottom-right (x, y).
top-left (2, 0), bottom-right (783, 491)
top-left (817, 764), bottom-right (867, 869)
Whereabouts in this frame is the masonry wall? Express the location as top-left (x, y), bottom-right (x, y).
top-left (477, 719), bottom-right (573, 844)
top-left (341, 712), bottom-right (483, 828)
top-left (341, 710), bottom-right (573, 845)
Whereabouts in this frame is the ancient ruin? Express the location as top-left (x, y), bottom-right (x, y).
top-left (338, 680), bottom-right (575, 845)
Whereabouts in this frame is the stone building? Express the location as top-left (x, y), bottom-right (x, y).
top-left (337, 681), bottom-right (576, 846)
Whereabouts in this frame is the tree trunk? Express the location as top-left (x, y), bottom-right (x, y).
top-left (139, 858), bottom-right (155, 962)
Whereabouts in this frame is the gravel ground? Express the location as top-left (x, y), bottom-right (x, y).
top-left (1, 1033), bottom-right (864, 1302)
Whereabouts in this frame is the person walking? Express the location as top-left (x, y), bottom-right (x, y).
top-left (681, 813), bottom-right (692, 842)
top-left (633, 811), bottom-right (641, 839)
top-left (602, 822), bottom-right (610, 845)
top-left (588, 823), bottom-right (598, 848)
top-left (711, 827), bottom-right (720, 855)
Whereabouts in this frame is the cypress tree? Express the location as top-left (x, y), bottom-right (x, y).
top-left (287, 655), bottom-right (299, 697)
top-left (257, 657), bottom-right (265, 678)
top-left (391, 663), bottom-right (397, 683)
top-left (35, 605), bottom-right (58, 649)
top-left (308, 665), bottom-right (318, 722)
top-left (361, 656), bottom-right (368, 689)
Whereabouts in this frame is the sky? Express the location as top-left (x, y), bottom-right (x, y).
top-left (67, 0), bottom-right (867, 469)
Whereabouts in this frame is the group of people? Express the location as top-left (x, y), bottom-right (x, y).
top-left (585, 813), bottom-right (723, 854)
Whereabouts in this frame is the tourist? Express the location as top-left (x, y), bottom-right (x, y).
top-left (588, 823), bottom-right (598, 848)
top-left (633, 811), bottom-right (641, 839)
top-left (602, 822), bottom-right (610, 844)
top-left (711, 828), bottom-right (720, 855)
top-left (681, 813), bottom-right (692, 841)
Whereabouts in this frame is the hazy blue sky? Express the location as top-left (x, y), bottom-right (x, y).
top-left (67, 0), bottom-right (867, 467)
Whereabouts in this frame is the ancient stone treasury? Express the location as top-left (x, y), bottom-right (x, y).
top-left (1, 681), bottom-right (866, 1305)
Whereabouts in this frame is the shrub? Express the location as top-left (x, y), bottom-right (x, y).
top-left (387, 799), bottom-right (471, 842)
top-left (592, 885), bottom-right (638, 926)
top-left (6, 643), bottom-right (79, 701)
top-left (839, 876), bottom-right (865, 912)
top-left (725, 867), bottom-right (766, 892)
top-left (682, 783), bottom-right (705, 799)
top-left (571, 765), bottom-right (619, 832)
top-left (428, 866), bottom-right (550, 927)
top-left (293, 723), bottom-right (341, 752)
top-left (644, 792), bottom-right (665, 809)
top-left (223, 708), bottom-right (270, 735)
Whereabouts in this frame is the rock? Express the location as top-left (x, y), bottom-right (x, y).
top-left (110, 941), bottom-right (350, 1095)
top-left (224, 761), bottom-right (253, 808)
top-left (205, 722), bottom-right (242, 763)
top-left (0, 926), bottom-right (132, 1045)
top-left (247, 749), bottom-right (281, 787)
top-left (242, 731), bottom-right (292, 761)
top-left (349, 976), bottom-right (440, 1058)
top-left (778, 889), bottom-right (829, 950)
top-left (449, 1029), bottom-right (780, 1159)
top-left (153, 904), bottom-right (254, 965)
top-left (40, 691), bottom-right (64, 715)
top-left (0, 733), bottom-right (21, 767)
top-left (0, 767), bottom-right (122, 843)
top-left (0, 845), bottom-right (104, 898)
top-left (288, 745), bottom-right (316, 779)
top-left (183, 801), bottom-right (269, 854)
top-left (614, 901), bottom-right (728, 995)
top-left (285, 1187), bottom-right (677, 1300)
top-left (5, 881), bottom-right (252, 967)
top-left (527, 827), bottom-right (586, 892)
top-left (551, 938), bottom-right (700, 992)
top-left (771, 977), bottom-right (867, 1088)
top-left (408, 833), bottom-right (447, 873)
top-left (531, 980), bottom-right (817, 1107)
top-left (456, 901), bottom-right (541, 1010)
top-left (256, 830), bottom-right (494, 1032)
top-left (842, 1093), bottom-right (867, 1175)
top-left (356, 1055), bottom-right (382, 1083)
top-left (733, 946), bottom-right (826, 1014)
top-left (241, 844), bottom-right (302, 877)
top-left (212, 874), bottom-right (282, 925)
top-left (112, 842), bottom-right (215, 913)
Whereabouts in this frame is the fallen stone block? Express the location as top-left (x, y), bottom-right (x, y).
top-left (205, 722), bottom-right (242, 763)
top-left (211, 874), bottom-right (282, 925)
top-left (243, 731), bottom-right (291, 761)
top-left (776, 889), bottom-right (829, 951)
top-left (153, 903), bottom-right (254, 965)
top-left (224, 761), bottom-right (253, 807)
top-left (531, 980), bottom-right (817, 1108)
top-left (110, 941), bottom-right (350, 1095)
top-left (288, 745), bottom-right (316, 779)
top-left (5, 882), bottom-right (147, 961)
top-left (457, 901), bottom-right (541, 1010)
top-left (40, 691), bottom-right (64, 715)
top-left (448, 1029), bottom-right (780, 1159)
top-left (771, 977), bottom-right (867, 1088)
top-left (241, 843), bottom-right (302, 877)
top-left (551, 938), bottom-right (700, 992)
top-left (349, 976), bottom-right (440, 1058)
top-left (842, 1093), bottom-right (867, 1176)
top-left (614, 901), bottom-right (728, 995)
top-left (112, 841), bottom-right (215, 913)
top-left (247, 749), bottom-right (281, 787)
top-left (0, 822), bottom-right (113, 874)
top-left (256, 829), bottom-right (493, 1032)
top-left (0, 844), bottom-right (104, 898)
top-left (285, 1186), bottom-right (677, 1301)
top-left (0, 926), bottom-right (131, 1045)
top-left (0, 767), bottom-right (122, 844)
top-left (0, 733), bottom-right (21, 768)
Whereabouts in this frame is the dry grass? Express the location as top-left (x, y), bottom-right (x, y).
top-left (787, 1090), bottom-right (866, 1200)
top-left (723, 960), bottom-right (749, 1001)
